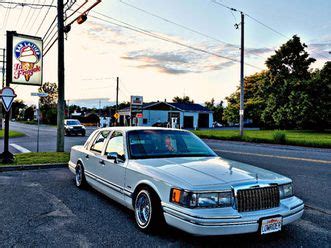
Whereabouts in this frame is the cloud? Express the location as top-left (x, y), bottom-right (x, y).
top-left (83, 20), bottom-right (273, 74)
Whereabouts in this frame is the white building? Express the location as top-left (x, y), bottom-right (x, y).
top-left (118, 101), bottom-right (213, 129)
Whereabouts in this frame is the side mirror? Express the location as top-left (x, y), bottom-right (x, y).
top-left (107, 152), bottom-right (118, 162)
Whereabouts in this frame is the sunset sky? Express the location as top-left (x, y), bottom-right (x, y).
top-left (0, 0), bottom-right (330, 107)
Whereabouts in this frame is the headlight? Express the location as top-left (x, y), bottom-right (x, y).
top-left (170, 188), bottom-right (233, 208)
top-left (279, 183), bottom-right (293, 199)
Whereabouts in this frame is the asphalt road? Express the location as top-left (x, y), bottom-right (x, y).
top-left (0, 168), bottom-right (329, 248)
top-left (0, 122), bottom-right (330, 247)
top-left (5, 121), bottom-right (95, 153)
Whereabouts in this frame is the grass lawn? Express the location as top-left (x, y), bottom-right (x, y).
top-left (193, 130), bottom-right (331, 148)
top-left (1, 152), bottom-right (70, 166)
top-left (0, 130), bottom-right (25, 138)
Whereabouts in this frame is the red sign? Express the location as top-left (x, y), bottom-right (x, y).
top-left (136, 113), bottom-right (143, 118)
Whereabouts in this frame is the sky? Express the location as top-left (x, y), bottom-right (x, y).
top-left (0, 0), bottom-right (330, 108)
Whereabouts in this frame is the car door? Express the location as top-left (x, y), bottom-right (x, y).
top-left (99, 130), bottom-right (127, 203)
top-left (84, 130), bottom-right (110, 179)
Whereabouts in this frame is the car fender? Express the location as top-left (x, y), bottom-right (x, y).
top-left (132, 179), bottom-right (162, 201)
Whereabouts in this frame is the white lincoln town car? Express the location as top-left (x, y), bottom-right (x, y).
top-left (68, 127), bottom-right (304, 236)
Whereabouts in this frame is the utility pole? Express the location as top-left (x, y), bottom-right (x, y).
top-left (56, 0), bottom-right (65, 152)
top-left (1, 31), bottom-right (15, 163)
top-left (116, 77), bottom-right (119, 112)
top-left (239, 12), bottom-right (245, 137)
top-left (1, 48), bottom-right (5, 88)
top-left (0, 48), bottom-right (5, 130)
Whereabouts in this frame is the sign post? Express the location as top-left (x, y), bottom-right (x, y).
top-left (130, 96), bottom-right (143, 126)
top-left (0, 31), bottom-right (43, 163)
top-left (31, 92), bottom-right (48, 152)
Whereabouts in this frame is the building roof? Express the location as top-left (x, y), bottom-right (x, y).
top-left (119, 101), bottom-right (212, 113)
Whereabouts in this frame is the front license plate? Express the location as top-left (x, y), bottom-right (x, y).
top-left (260, 217), bottom-right (282, 235)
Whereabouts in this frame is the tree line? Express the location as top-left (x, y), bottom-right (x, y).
top-left (175, 35), bottom-right (330, 130)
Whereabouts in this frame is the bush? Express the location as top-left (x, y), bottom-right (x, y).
top-left (273, 131), bottom-right (287, 144)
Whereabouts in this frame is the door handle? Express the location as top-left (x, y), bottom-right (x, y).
top-left (85, 154), bottom-right (89, 159)
top-left (99, 160), bottom-right (105, 165)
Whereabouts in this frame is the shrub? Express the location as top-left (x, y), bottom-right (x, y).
top-left (273, 131), bottom-right (287, 144)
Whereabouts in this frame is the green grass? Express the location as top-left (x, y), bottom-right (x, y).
top-left (0, 130), bottom-right (25, 138)
top-left (193, 130), bottom-right (331, 148)
top-left (1, 152), bottom-right (70, 166)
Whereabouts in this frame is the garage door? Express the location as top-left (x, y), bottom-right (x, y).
top-left (183, 116), bottom-right (194, 128)
top-left (198, 113), bottom-right (209, 128)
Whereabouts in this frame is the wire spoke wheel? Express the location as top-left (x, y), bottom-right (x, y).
top-left (75, 165), bottom-right (82, 186)
top-left (135, 191), bottom-right (152, 228)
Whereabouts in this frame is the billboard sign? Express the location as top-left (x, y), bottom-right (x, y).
top-left (130, 96), bottom-right (143, 106)
top-left (11, 34), bottom-right (43, 86)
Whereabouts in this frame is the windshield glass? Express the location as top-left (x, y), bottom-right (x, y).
top-left (128, 130), bottom-right (217, 159)
top-left (66, 120), bottom-right (81, 125)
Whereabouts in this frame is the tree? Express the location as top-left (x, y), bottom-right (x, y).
top-left (11, 99), bottom-right (26, 120)
top-left (262, 35), bottom-right (316, 128)
top-left (38, 82), bottom-right (58, 124)
top-left (224, 35), bottom-right (329, 130)
top-left (172, 96), bottom-right (194, 104)
top-left (38, 82), bottom-right (58, 106)
top-left (23, 106), bottom-right (35, 121)
top-left (205, 98), bottom-right (225, 124)
top-left (223, 71), bottom-right (268, 126)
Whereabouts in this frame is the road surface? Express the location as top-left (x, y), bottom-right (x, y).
top-left (0, 122), bottom-right (329, 246)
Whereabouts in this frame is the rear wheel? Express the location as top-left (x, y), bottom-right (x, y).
top-left (134, 188), bottom-right (164, 232)
top-left (75, 163), bottom-right (87, 188)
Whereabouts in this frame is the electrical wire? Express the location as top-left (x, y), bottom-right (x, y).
top-left (89, 12), bottom-right (264, 70)
top-left (35, 0), bottom-right (55, 35)
top-left (212, 0), bottom-right (330, 60)
top-left (1, 0), bottom-right (12, 31)
top-left (27, 0), bottom-right (47, 33)
top-left (118, 0), bottom-right (267, 60)
top-left (21, 0), bottom-right (36, 30)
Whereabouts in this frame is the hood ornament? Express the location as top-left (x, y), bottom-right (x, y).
top-left (255, 173), bottom-right (259, 182)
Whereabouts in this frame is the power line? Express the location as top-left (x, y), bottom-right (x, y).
top-left (28, 0), bottom-right (47, 33)
top-left (0, 1), bottom-right (55, 8)
top-left (25, 0), bottom-right (42, 33)
top-left (35, 0), bottom-right (55, 35)
top-left (212, 0), bottom-right (330, 60)
top-left (21, 0), bottom-right (36, 30)
top-left (90, 12), bottom-right (264, 70)
top-left (118, 0), bottom-right (268, 60)
top-left (1, 0), bottom-right (12, 31)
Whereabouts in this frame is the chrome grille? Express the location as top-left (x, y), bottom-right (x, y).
top-left (237, 186), bottom-right (279, 212)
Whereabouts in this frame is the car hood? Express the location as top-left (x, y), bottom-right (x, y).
top-left (135, 157), bottom-right (290, 188)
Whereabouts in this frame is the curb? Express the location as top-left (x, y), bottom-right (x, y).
top-left (0, 163), bottom-right (67, 172)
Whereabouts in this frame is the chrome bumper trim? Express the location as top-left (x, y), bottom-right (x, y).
top-left (161, 202), bottom-right (241, 219)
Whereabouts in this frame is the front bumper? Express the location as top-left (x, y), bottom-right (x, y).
top-left (162, 196), bottom-right (304, 236)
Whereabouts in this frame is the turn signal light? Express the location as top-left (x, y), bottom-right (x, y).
top-left (171, 188), bottom-right (181, 203)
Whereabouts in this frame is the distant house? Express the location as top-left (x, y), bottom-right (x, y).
top-left (118, 101), bottom-right (213, 129)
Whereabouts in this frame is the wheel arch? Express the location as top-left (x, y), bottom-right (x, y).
top-left (132, 181), bottom-right (162, 208)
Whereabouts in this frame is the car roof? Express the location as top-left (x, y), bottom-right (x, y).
top-left (97, 126), bottom-right (189, 133)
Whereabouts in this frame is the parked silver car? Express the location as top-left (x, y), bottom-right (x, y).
top-left (68, 127), bottom-right (303, 235)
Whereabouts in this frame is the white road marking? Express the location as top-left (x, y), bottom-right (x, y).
top-left (10, 143), bottom-right (31, 153)
top-left (213, 149), bottom-right (331, 164)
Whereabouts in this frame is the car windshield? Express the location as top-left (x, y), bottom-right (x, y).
top-left (128, 130), bottom-right (217, 159)
top-left (66, 120), bottom-right (81, 125)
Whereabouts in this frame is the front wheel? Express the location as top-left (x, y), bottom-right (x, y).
top-left (75, 163), bottom-right (87, 188)
top-left (134, 188), bottom-right (164, 232)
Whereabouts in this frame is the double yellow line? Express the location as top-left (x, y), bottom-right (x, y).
top-left (213, 149), bottom-right (331, 164)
